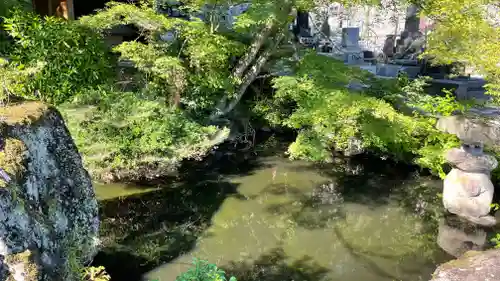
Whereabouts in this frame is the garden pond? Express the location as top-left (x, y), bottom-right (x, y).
top-left (91, 138), bottom-right (500, 281)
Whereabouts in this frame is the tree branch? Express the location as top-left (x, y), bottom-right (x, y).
top-left (209, 4), bottom-right (296, 120)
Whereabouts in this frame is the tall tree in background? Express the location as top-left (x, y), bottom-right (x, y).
top-left (416, 0), bottom-right (500, 97)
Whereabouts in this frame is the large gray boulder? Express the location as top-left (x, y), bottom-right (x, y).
top-left (0, 102), bottom-right (99, 280)
top-left (430, 249), bottom-right (500, 281)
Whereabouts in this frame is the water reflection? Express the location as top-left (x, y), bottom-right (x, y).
top-left (137, 155), bottom-right (447, 281)
top-left (437, 214), bottom-right (488, 258)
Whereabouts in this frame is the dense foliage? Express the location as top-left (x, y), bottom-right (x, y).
top-left (1, 5), bottom-right (230, 181)
top-left (0, 0), bottom-right (30, 18)
top-left (1, 0), bottom-right (496, 181)
top-left (415, 0), bottom-right (500, 97)
top-left (61, 87), bottom-right (227, 180)
top-left (2, 10), bottom-right (114, 104)
top-left (254, 51), bottom-right (461, 177)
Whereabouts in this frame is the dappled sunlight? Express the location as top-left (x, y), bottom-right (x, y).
top-left (141, 155), bottom-right (450, 281)
top-left (2, 0), bottom-right (499, 280)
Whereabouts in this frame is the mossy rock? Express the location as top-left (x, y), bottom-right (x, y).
top-left (0, 101), bottom-right (99, 281)
top-left (0, 138), bottom-right (27, 187)
top-left (0, 101), bottom-right (49, 126)
top-left (0, 101), bottom-right (47, 187)
top-left (5, 250), bottom-right (40, 281)
top-left (431, 248), bottom-right (500, 280)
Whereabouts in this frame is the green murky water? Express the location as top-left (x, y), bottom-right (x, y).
top-left (93, 150), bottom-right (458, 281)
top-left (93, 182), bottom-right (157, 201)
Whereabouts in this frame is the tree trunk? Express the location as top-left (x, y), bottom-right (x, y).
top-left (209, 5), bottom-right (295, 120)
top-left (210, 22), bottom-right (277, 119)
top-left (211, 31), bottom-right (286, 119)
top-left (232, 20), bottom-right (276, 79)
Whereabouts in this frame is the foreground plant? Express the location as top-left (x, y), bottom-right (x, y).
top-left (176, 259), bottom-right (236, 281)
top-left (83, 266), bottom-right (111, 281)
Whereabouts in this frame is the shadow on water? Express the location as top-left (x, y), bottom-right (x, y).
top-left (330, 225), bottom-right (447, 281)
top-left (263, 153), bottom-right (444, 231)
top-left (92, 136), bottom-right (278, 280)
top-left (263, 182), bottom-right (347, 230)
top-left (95, 132), bottom-right (462, 281)
top-left (222, 247), bottom-right (330, 281)
top-left (93, 181), bottom-right (239, 280)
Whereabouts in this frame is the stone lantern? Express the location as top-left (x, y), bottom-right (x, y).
top-left (442, 140), bottom-right (497, 226)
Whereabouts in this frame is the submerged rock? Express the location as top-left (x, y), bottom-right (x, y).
top-left (0, 102), bottom-right (99, 280)
top-left (430, 249), bottom-right (500, 281)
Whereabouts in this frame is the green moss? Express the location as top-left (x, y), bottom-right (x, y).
top-left (5, 250), bottom-right (40, 281)
top-left (0, 138), bottom-right (27, 187)
top-left (438, 250), bottom-right (482, 271)
top-left (0, 101), bottom-right (49, 125)
top-left (47, 197), bottom-right (58, 215)
top-left (59, 226), bottom-right (89, 280)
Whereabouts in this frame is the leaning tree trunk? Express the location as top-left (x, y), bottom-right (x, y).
top-left (209, 22), bottom-right (277, 120)
top-left (215, 31), bottom-right (286, 118)
top-left (232, 20), bottom-right (276, 79)
top-left (210, 7), bottom-right (296, 120)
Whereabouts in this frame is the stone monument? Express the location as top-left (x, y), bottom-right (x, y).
top-left (341, 27), bottom-right (364, 64)
top-left (442, 141), bottom-right (497, 226)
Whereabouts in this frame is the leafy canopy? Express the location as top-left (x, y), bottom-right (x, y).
top-left (2, 10), bottom-right (113, 104)
top-left (255, 52), bottom-right (460, 177)
top-left (418, 0), bottom-right (500, 98)
top-left (0, 0), bottom-right (486, 181)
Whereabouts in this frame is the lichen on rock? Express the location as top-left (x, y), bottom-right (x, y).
top-left (4, 250), bottom-right (39, 281)
top-left (0, 138), bottom-right (27, 187)
top-left (431, 249), bottom-right (500, 281)
top-left (0, 101), bottom-right (99, 281)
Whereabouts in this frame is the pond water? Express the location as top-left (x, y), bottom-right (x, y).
top-left (92, 141), bottom-right (498, 281)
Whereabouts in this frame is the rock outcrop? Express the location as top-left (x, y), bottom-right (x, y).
top-left (430, 249), bottom-right (500, 281)
top-left (0, 102), bottom-right (99, 280)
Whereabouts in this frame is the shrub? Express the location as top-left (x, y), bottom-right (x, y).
top-left (2, 10), bottom-right (114, 104)
top-left (176, 259), bottom-right (236, 281)
top-left (254, 52), bottom-right (462, 178)
top-left (61, 86), bottom-right (229, 181)
top-left (0, 0), bottom-right (31, 17)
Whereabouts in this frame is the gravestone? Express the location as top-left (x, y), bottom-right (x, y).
top-left (341, 27), bottom-right (364, 64)
top-left (341, 27), bottom-right (360, 48)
